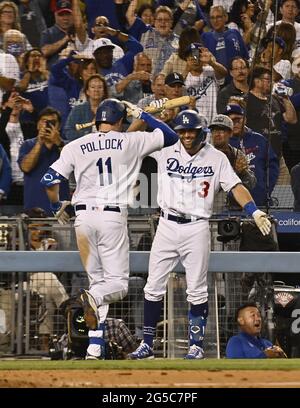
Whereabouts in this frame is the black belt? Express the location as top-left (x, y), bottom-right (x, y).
top-left (75, 204), bottom-right (121, 213)
top-left (161, 210), bottom-right (201, 224)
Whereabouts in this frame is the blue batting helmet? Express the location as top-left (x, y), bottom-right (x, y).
top-left (174, 109), bottom-right (207, 130)
top-left (95, 98), bottom-right (127, 125)
top-left (174, 110), bottom-right (208, 144)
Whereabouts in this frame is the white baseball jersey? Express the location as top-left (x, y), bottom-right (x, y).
top-left (150, 141), bottom-right (241, 219)
top-left (50, 129), bottom-right (164, 206)
top-left (0, 53), bottom-right (20, 104)
top-left (185, 66), bottom-right (219, 125)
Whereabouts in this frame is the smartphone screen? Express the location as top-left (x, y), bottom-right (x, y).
top-left (45, 119), bottom-right (56, 129)
top-left (191, 48), bottom-right (201, 61)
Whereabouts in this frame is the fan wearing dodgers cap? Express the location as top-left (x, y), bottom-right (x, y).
top-left (164, 72), bottom-right (185, 100)
top-left (224, 104), bottom-right (279, 207)
top-left (184, 42), bottom-right (228, 124)
top-left (90, 29), bottom-right (143, 99)
top-left (71, 0), bottom-right (124, 63)
top-left (128, 72), bottom-right (189, 129)
top-left (152, 72), bottom-right (188, 125)
top-left (209, 112), bottom-right (256, 211)
top-left (41, 0), bottom-right (75, 67)
top-left (258, 36), bottom-right (288, 71)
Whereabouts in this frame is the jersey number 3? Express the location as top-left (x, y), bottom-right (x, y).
top-left (198, 181), bottom-right (210, 198)
top-left (96, 157), bottom-right (112, 186)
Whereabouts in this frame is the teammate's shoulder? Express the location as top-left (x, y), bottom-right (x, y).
top-left (162, 139), bottom-right (180, 152)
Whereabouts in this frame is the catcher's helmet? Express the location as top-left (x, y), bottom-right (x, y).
top-left (174, 110), bottom-right (208, 143)
top-left (95, 98), bottom-right (127, 126)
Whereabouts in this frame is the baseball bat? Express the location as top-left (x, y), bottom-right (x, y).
top-left (144, 96), bottom-right (192, 113)
top-left (75, 96), bottom-right (192, 130)
top-left (75, 121), bottom-right (95, 131)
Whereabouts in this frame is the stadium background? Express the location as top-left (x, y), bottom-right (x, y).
top-left (0, 0), bottom-right (300, 388)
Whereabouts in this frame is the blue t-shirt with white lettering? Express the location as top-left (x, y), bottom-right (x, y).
top-left (18, 138), bottom-right (70, 215)
top-left (19, 76), bottom-right (48, 123)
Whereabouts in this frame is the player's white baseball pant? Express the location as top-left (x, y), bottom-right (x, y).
top-left (74, 208), bottom-right (129, 320)
top-left (144, 217), bottom-right (210, 304)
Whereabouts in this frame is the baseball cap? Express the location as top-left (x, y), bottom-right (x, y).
top-left (262, 36), bottom-right (286, 51)
top-left (55, 0), bottom-right (72, 14)
top-left (186, 42), bottom-right (202, 55)
top-left (165, 72), bottom-right (184, 86)
top-left (224, 104), bottom-right (245, 116)
top-left (209, 114), bottom-right (233, 131)
top-left (93, 38), bottom-right (115, 54)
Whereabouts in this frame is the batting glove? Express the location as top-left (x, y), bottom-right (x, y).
top-left (50, 200), bottom-right (72, 225)
top-left (122, 100), bottom-right (143, 119)
top-left (149, 97), bottom-right (169, 110)
top-left (253, 210), bottom-right (272, 236)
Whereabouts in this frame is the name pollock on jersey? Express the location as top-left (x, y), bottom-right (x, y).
top-left (166, 158), bottom-right (214, 180)
top-left (80, 138), bottom-right (124, 155)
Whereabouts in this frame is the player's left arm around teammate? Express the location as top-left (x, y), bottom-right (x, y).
top-left (122, 100), bottom-right (178, 147)
top-left (141, 111), bottom-right (178, 146)
top-left (41, 167), bottom-right (72, 225)
top-left (231, 183), bottom-right (271, 236)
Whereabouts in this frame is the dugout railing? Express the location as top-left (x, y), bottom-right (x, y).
top-left (1, 215), bottom-right (300, 358)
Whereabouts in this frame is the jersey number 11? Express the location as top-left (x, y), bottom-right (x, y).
top-left (96, 157), bottom-right (112, 186)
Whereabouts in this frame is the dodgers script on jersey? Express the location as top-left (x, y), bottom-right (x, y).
top-left (50, 129), bottom-right (164, 206)
top-left (185, 66), bottom-right (219, 125)
top-left (151, 141), bottom-right (241, 218)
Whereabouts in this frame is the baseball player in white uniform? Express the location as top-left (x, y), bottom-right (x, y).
top-left (41, 98), bottom-right (178, 359)
top-left (128, 110), bottom-right (271, 360)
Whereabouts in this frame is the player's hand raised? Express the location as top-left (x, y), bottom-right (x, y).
top-left (253, 210), bottom-right (271, 236)
top-left (51, 201), bottom-right (72, 225)
top-left (122, 100), bottom-right (143, 119)
top-left (149, 98), bottom-right (169, 110)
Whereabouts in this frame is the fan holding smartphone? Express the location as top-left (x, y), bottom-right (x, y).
top-left (184, 42), bottom-right (227, 124)
top-left (39, 117), bottom-right (62, 147)
top-left (18, 107), bottom-right (70, 216)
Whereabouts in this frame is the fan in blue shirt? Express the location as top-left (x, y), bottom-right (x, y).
top-left (226, 302), bottom-right (287, 359)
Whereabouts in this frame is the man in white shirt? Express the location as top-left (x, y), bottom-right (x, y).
top-left (184, 43), bottom-right (227, 124)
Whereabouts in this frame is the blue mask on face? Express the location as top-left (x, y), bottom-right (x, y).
top-left (6, 43), bottom-right (25, 57)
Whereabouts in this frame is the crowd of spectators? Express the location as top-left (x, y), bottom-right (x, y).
top-left (1, 0), bottom-right (300, 214)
